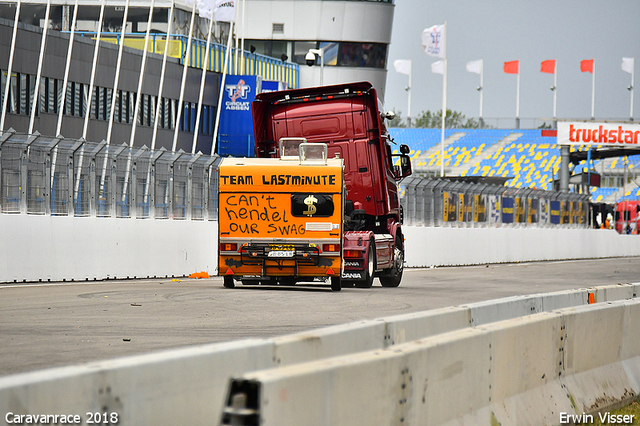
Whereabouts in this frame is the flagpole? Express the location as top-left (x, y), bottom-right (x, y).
top-left (56, 0), bottom-right (79, 137)
top-left (0, 0), bottom-right (21, 133)
top-left (553, 61), bottom-right (557, 123)
top-left (172, 1), bottom-right (198, 152)
top-left (515, 59), bottom-right (520, 129)
top-left (212, 21), bottom-right (235, 156)
top-left (105, 0), bottom-right (130, 147)
top-left (479, 59), bottom-right (484, 126)
top-left (407, 62), bottom-right (412, 128)
top-left (151, 0), bottom-right (175, 151)
top-left (591, 59), bottom-right (595, 120)
top-left (440, 22), bottom-right (447, 178)
top-left (29, 0), bottom-right (52, 135)
top-left (82, 0), bottom-right (106, 140)
top-left (240, 0), bottom-right (246, 74)
top-left (192, 13), bottom-right (215, 154)
top-left (630, 60), bottom-right (635, 121)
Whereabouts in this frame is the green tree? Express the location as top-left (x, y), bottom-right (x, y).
top-left (413, 109), bottom-right (488, 129)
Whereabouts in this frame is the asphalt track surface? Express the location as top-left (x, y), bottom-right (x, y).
top-left (1, 257), bottom-right (639, 376)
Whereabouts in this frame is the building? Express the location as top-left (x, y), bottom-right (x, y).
top-left (0, 0), bottom-right (394, 154)
top-left (240, 0), bottom-right (394, 97)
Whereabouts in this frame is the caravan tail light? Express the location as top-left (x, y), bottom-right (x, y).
top-left (220, 243), bottom-right (238, 252)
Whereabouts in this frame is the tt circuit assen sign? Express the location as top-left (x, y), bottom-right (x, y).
top-left (558, 122), bottom-right (640, 147)
top-left (218, 75), bottom-right (261, 157)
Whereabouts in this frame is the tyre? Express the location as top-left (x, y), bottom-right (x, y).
top-left (330, 276), bottom-right (342, 291)
top-left (379, 236), bottom-right (403, 288)
top-left (354, 240), bottom-right (376, 288)
top-left (223, 276), bottom-right (235, 288)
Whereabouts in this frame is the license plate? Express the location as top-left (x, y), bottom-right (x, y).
top-left (268, 250), bottom-right (294, 258)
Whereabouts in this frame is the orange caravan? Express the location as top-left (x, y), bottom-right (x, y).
top-left (217, 139), bottom-right (344, 291)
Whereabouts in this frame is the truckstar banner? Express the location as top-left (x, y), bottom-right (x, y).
top-left (558, 122), bottom-right (640, 147)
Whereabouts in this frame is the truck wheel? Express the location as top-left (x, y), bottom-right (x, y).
top-left (330, 276), bottom-right (342, 291)
top-left (355, 241), bottom-right (376, 288)
top-left (380, 238), bottom-right (403, 288)
top-left (223, 276), bottom-right (235, 288)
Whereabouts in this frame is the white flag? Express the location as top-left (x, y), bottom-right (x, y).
top-left (184, 0), bottom-right (196, 6)
top-left (393, 59), bottom-right (412, 76)
top-left (198, 0), bottom-right (215, 20)
top-left (466, 59), bottom-right (483, 75)
top-left (421, 24), bottom-right (445, 58)
top-left (431, 60), bottom-right (444, 75)
top-left (622, 57), bottom-right (634, 74)
top-left (213, 0), bottom-right (236, 22)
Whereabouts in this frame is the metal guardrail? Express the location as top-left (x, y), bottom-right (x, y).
top-left (0, 129), bottom-right (221, 220)
top-left (82, 32), bottom-right (300, 90)
top-left (1, 129), bottom-right (589, 228)
top-left (401, 176), bottom-right (590, 228)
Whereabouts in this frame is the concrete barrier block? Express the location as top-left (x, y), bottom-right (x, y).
top-left (243, 349), bottom-right (408, 426)
top-left (0, 339), bottom-right (274, 425)
top-left (596, 283), bottom-right (635, 303)
top-left (622, 357), bottom-right (640, 396)
top-left (621, 300), bottom-right (640, 360)
top-left (382, 306), bottom-right (471, 346)
top-left (632, 282), bottom-right (640, 297)
top-left (489, 380), bottom-right (575, 426)
top-left (271, 319), bottom-right (387, 366)
top-left (482, 312), bottom-right (563, 401)
top-left (466, 295), bottom-right (543, 326)
top-left (404, 328), bottom-right (492, 426)
top-left (560, 362), bottom-right (638, 416)
top-left (540, 289), bottom-right (588, 312)
top-left (561, 303), bottom-right (626, 374)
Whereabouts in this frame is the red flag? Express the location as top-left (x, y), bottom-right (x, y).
top-left (504, 60), bottom-right (519, 74)
top-left (580, 59), bottom-right (594, 73)
top-left (541, 59), bottom-right (556, 74)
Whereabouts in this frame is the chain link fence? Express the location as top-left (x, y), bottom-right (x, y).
top-left (0, 129), bottom-right (221, 220)
top-left (1, 129), bottom-right (591, 229)
top-left (401, 176), bottom-right (590, 228)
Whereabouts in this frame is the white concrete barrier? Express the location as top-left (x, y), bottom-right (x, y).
top-left (0, 215), bottom-right (218, 283)
top-left (3, 215), bottom-right (640, 283)
top-left (1, 284), bottom-right (638, 425)
top-left (222, 299), bottom-right (640, 426)
top-left (404, 227), bottom-right (640, 267)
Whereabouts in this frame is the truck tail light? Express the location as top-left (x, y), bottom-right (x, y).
top-left (343, 250), bottom-right (363, 258)
top-left (322, 244), bottom-right (340, 253)
top-left (220, 243), bottom-right (238, 252)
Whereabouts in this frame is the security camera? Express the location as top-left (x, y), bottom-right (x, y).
top-left (305, 51), bottom-right (316, 67)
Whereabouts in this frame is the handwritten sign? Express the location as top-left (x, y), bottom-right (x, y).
top-left (219, 193), bottom-right (340, 238)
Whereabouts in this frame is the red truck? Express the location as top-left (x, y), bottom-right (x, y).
top-left (251, 81), bottom-right (412, 288)
top-left (615, 200), bottom-right (640, 234)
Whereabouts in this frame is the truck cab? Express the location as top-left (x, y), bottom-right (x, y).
top-left (252, 82), bottom-right (411, 288)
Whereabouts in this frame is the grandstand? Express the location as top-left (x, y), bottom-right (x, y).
top-left (390, 128), bottom-right (640, 203)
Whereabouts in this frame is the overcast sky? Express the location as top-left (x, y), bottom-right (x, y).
top-left (384, 0), bottom-right (640, 127)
